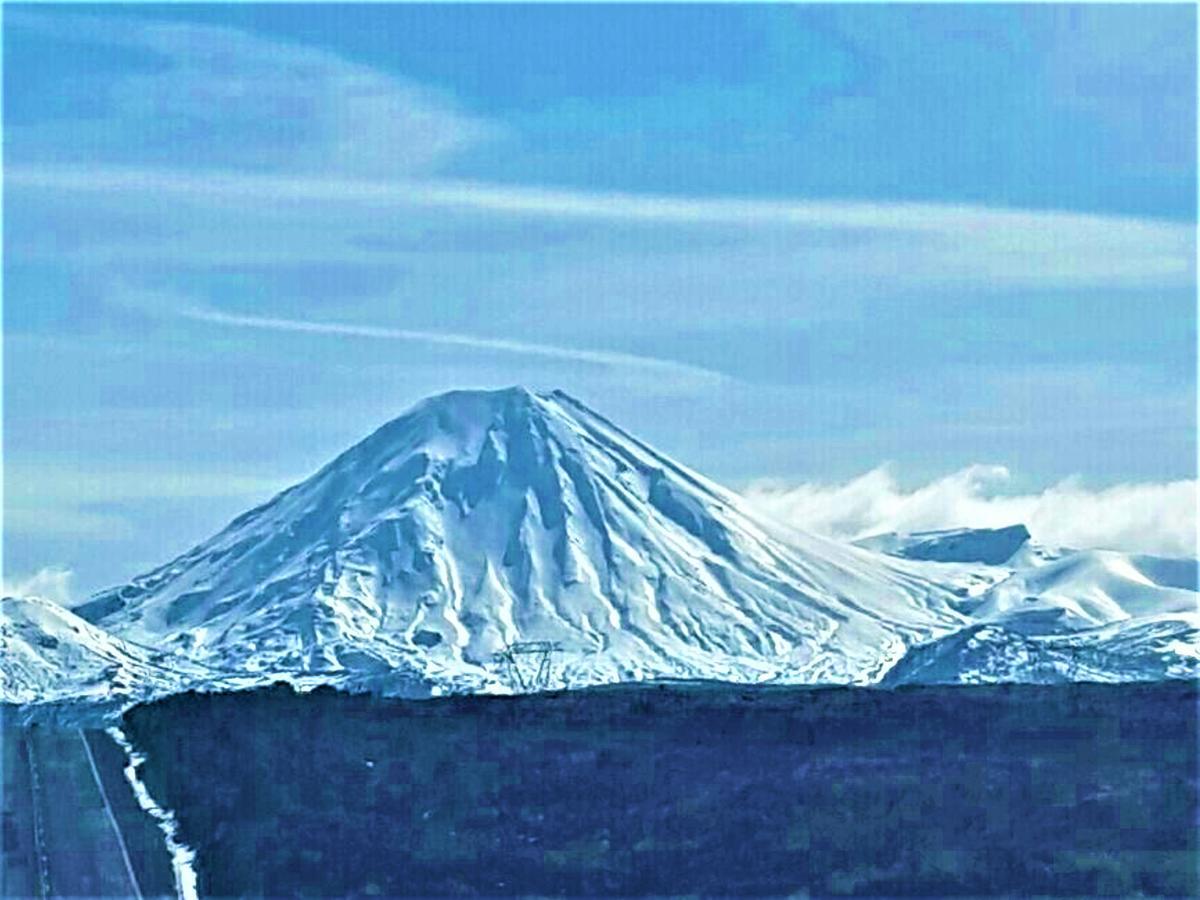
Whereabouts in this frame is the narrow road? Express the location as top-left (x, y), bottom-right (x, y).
top-left (23, 733), bottom-right (52, 899)
top-left (17, 726), bottom-right (163, 898)
top-left (78, 730), bottom-right (145, 899)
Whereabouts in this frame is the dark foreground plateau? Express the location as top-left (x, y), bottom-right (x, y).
top-left (110, 680), bottom-right (1200, 898)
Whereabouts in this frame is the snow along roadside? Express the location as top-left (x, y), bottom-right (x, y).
top-left (105, 726), bottom-right (200, 900)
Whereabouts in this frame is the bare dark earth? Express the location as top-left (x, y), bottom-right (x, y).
top-left (123, 680), bottom-right (1199, 898)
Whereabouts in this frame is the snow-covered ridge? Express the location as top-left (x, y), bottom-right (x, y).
top-left (880, 613), bottom-right (1200, 686)
top-left (856, 524), bottom-right (1032, 565)
top-left (0, 595), bottom-right (198, 705)
top-left (860, 522), bottom-right (1198, 683)
top-left (861, 526), bottom-right (1196, 630)
top-left (4, 387), bottom-right (1197, 707)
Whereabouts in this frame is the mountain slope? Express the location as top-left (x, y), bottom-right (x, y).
top-left (858, 525), bottom-right (1198, 684)
top-left (0, 595), bottom-right (202, 705)
top-left (879, 613), bottom-right (1200, 686)
top-left (862, 523), bottom-right (1196, 627)
top-left (969, 549), bottom-right (1197, 631)
top-left (77, 387), bottom-right (965, 691)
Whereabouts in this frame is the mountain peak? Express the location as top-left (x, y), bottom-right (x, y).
top-left (406, 385), bottom-right (585, 418)
top-left (349, 387), bottom-right (595, 464)
top-left (417, 384), bottom-right (545, 415)
top-left (76, 387), bottom-right (965, 688)
top-left (0, 594), bottom-right (198, 705)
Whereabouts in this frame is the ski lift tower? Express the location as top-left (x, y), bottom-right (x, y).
top-left (492, 640), bottom-right (563, 692)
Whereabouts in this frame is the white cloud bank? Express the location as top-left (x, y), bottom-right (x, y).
top-left (744, 465), bottom-right (1198, 558)
top-left (2, 566), bottom-right (75, 607)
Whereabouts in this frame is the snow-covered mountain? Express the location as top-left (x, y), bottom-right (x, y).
top-left (862, 525), bottom-right (1198, 683)
top-left (0, 595), bottom-right (200, 705)
top-left (861, 523), bottom-right (1195, 618)
top-left (74, 388), bottom-right (967, 692)
top-left (880, 613), bottom-right (1200, 686)
top-left (966, 549), bottom-right (1197, 631)
top-left (6, 387), bottom-right (1196, 707)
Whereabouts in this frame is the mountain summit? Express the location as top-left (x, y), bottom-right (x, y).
top-left (76, 387), bottom-right (964, 692)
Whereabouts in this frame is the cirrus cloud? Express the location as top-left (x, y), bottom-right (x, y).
top-left (8, 163), bottom-right (1193, 290)
top-left (6, 9), bottom-right (498, 176)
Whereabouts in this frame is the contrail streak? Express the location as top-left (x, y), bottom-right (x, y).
top-left (178, 304), bottom-right (728, 384)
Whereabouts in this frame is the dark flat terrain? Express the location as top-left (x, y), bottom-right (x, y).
top-left (124, 680), bottom-right (1199, 898)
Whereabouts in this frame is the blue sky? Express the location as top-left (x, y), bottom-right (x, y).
top-left (3, 4), bottom-right (1197, 597)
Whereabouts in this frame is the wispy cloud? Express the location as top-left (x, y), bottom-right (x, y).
top-left (9, 164), bottom-right (1187, 235)
top-left (5, 7), bottom-right (1193, 296)
top-left (10, 164), bottom-right (1193, 288)
top-left (175, 302), bottom-right (729, 386)
top-left (6, 9), bottom-right (497, 176)
top-left (2, 566), bottom-right (75, 606)
top-left (744, 465), bottom-right (1198, 558)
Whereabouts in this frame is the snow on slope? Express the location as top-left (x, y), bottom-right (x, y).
top-left (862, 525), bottom-right (1198, 683)
top-left (1126, 554), bottom-right (1198, 592)
top-left (75, 387), bottom-right (966, 693)
top-left (858, 524), bottom-right (1197, 627)
top-left (969, 549), bottom-right (1197, 631)
top-left (0, 595), bottom-right (200, 705)
top-left (879, 613), bottom-right (1200, 686)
